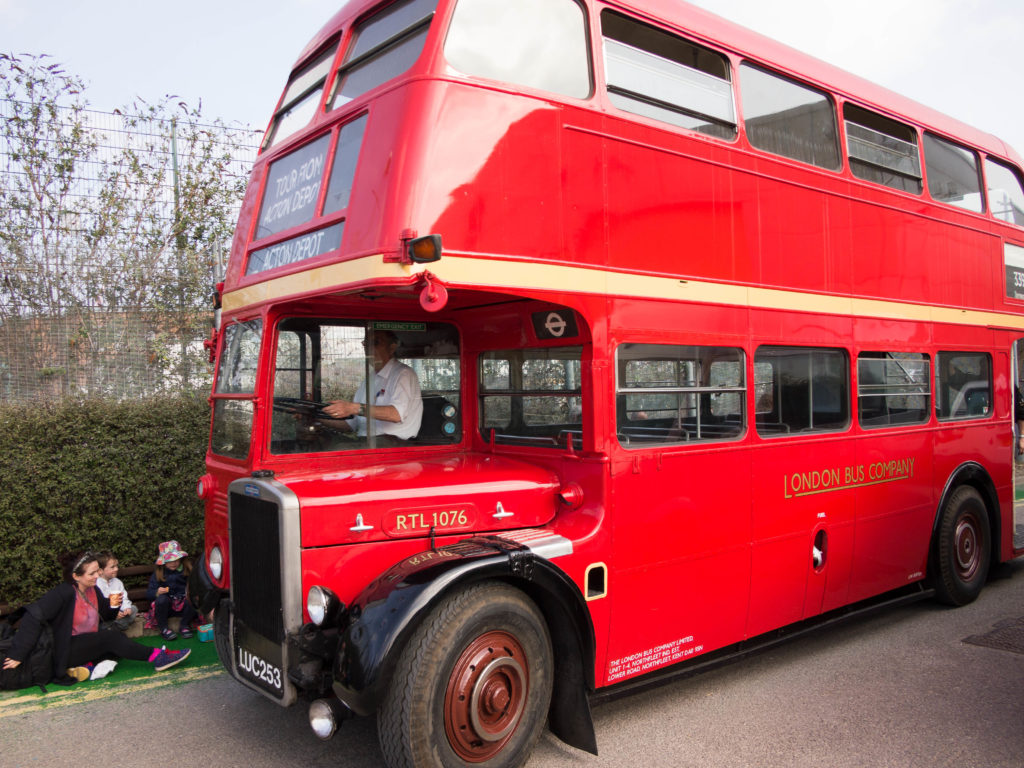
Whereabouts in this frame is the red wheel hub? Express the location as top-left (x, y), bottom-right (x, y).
top-left (443, 630), bottom-right (529, 762)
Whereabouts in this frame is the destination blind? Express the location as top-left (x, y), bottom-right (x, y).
top-left (246, 223), bottom-right (344, 276)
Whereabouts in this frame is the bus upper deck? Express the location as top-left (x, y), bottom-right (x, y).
top-left (221, 0), bottom-right (1024, 326)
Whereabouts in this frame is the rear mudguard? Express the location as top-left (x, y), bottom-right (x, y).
top-left (332, 534), bottom-right (598, 755)
top-left (931, 461), bottom-right (1000, 565)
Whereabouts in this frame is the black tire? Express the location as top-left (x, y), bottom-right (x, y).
top-left (213, 598), bottom-right (233, 672)
top-left (932, 486), bottom-right (991, 606)
top-left (378, 582), bottom-right (553, 768)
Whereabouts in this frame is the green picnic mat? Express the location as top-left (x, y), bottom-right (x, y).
top-left (0, 631), bottom-right (221, 702)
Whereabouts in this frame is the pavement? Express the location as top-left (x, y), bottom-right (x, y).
top-left (1, 562), bottom-right (1022, 768)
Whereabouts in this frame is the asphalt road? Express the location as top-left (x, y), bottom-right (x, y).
top-left (4, 560), bottom-right (1023, 768)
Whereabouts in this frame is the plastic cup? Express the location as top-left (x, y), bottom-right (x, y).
top-left (109, 590), bottom-right (123, 608)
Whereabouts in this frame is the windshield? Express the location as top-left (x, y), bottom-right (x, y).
top-left (270, 319), bottom-right (460, 453)
top-left (211, 321), bottom-right (263, 459)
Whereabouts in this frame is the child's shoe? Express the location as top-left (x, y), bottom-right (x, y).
top-left (160, 628), bottom-right (177, 641)
top-left (66, 666), bottom-right (90, 682)
top-left (179, 625), bottom-right (194, 640)
top-left (152, 646), bottom-right (191, 672)
top-left (91, 659), bottom-right (118, 680)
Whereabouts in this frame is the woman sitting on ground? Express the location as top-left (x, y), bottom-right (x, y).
top-left (1, 551), bottom-right (190, 684)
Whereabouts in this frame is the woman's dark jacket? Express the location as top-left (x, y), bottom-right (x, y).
top-left (9, 582), bottom-right (117, 678)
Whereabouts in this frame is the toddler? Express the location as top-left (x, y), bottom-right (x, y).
top-left (96, 551), bottom-right (138, 632)
top-left (145, 541), bottom-right (198, 641)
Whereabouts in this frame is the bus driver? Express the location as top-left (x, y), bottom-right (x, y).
top-left (321, 330), bottom-right (423, 443)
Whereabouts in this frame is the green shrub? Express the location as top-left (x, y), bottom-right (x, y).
top-left (0, 395), bottom-right (209, 607)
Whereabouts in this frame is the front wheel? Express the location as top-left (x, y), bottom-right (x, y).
top-left (378, 582), bottom-right (553, 768)
top-left (931, 486), bottom-right (991, 606)
top-left (212, 598), bottom-right (233, 673)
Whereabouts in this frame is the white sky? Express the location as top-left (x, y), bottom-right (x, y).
top-left (3, 0), bottom-right (1023, 156)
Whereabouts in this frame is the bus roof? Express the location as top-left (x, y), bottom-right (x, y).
top-left (288, 0), bottom-right (1020, 164)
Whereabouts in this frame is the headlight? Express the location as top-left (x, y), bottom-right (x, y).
top-left (309, 699), bottom-right (338, 740)
top-left (309, 698), bottom-right (351, 740)
top-left (196, 474), bottom-right (214, 499)
top-left (208, 546), bottom-right (223, 581)
top-left (307, 585), bottom-right (342, 627)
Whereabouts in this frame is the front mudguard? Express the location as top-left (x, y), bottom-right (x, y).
top-left (330, 536), bottom-right (598, 755)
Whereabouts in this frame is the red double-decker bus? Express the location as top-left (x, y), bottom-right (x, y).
top-left (189, 1), bottom-right (1024, 766)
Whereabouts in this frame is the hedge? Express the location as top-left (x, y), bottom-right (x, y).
top-left (0, 395), bottom-right (210, 607)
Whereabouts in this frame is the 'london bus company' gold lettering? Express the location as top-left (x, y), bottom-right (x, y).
top-left (784, 457), bottom-right (915, 498)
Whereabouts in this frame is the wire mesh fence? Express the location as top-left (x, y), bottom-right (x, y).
top-left (0, 98), bottom-right (262, 403)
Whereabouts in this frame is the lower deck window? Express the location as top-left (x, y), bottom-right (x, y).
top-left (936, 352), bottom-right (991, 420)
top-left (210, 320), bottom-right (263, 459)
top-left (857, 352), bottom-right (930, 428)
top-left (615, 344), bottom-right (744, 447)
top-left (755, 346), bottom-right (849, 435)
top-left (479, 346), bottom-right (583, 448)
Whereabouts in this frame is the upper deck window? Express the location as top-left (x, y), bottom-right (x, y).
top-left (924, 132), bottom-right (984, 213)
top-left (329, 0), bottom-right (437, 111)
top-left (264, 44), bottom-right (338, 151)
top-left (984, 157), bottom-right (1024, 225)
top-left (844, 104), bottom-right (922, 194)
top-left (739, 64), bottom-right (840, 170)
top-left (445, 0), bottom-right (590, 99)
top-left (601, 11), bottom-right (736, 140)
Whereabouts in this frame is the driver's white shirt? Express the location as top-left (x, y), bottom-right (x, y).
top-left (351, 358), bottom-right (422, 440)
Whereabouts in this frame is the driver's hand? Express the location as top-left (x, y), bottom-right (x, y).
top-left (323, 400), bottom-right (360, 419)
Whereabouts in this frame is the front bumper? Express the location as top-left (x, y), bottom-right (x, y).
top-left (215, 596), bottom-right (339, 707)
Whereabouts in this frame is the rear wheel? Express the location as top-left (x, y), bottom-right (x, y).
top-left (932, 486), bottom-right (991, 606)
top-left (378, 582), bottom-right (553, 768)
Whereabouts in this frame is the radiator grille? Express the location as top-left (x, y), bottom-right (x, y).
top-left (229, 491), bottom-right (283, 642)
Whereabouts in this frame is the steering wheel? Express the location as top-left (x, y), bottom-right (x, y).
top-left (272, 396), bottom-right (336, 419)
top-left (272, 397), bottom-right (356, 440)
